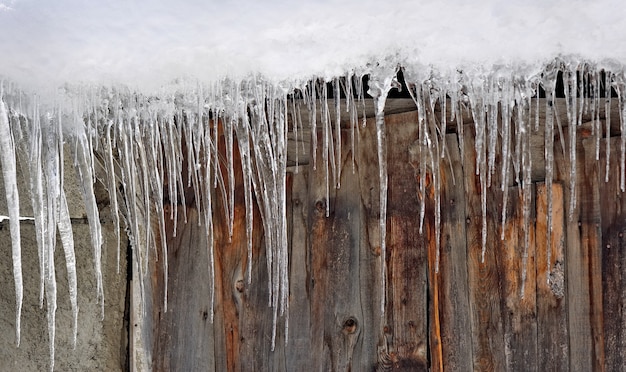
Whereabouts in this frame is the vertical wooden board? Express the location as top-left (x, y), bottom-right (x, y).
top-left (461, 124), bottom-right (506, 371)
top-left (437, 133), bottom-right (473, 371)
top-left (308, 128), bottom-right (365, 371)
top-left (554, 132), bottom-right (598, 372)
top-left (596, 138), bottom-right (626, 370)
top-left (152, 206), bottom-right (216, 372)
top-left (384, 111), bottom-right (429, 371)
top-left (498, 185), bottom-right (537, 372)
top-left (535, 183), bottom-right (568, 371)
top-left (285, 169), bottom-right (313, 371)
top-left (234, 174), bottom-right (280, 371)
top-left (355, 120), bottom-right (385, 372)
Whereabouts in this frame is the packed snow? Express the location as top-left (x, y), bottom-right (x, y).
top-left (2, 0), bottom-right (626, 370)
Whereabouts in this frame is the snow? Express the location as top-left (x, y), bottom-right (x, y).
top-left (0, 0), bottom-right (625, 93)
top-left (2, 0), bottom-right (626, 370)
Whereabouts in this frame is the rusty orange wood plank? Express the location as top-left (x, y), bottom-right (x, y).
top-left (498, 185), bottom-right (537, 371)
top-left (536, 182), bottom-right (568, 371)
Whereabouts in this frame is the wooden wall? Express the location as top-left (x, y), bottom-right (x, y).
top-left (141, 103), bottom-right (626, 371)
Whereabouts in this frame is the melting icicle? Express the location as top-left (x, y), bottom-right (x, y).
top-left (368, 68), bottom-right (400, 314)
top-left (58, 191), bottom-right (78, 348)
top-left (73, 122), bottom-right (105, 317)
top-left (543, 66), bottom-right (557, 281)
top-left (564, 68), bottom-right (578, 221)
top-left (0, 90), bottom-right (22, 346)
top-left (605, 71), bottom-right (612, 183)
top-left (334, 78), bottom-right (342, 188)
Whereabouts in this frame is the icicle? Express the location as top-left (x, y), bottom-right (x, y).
top-left (73, 123), bottom-right (105, 317)
top-left (615, 75), bottom-right (626, 192)
top-left (225, 112), bottom-right (235, 240)
top-left (58, 191), bottom-right (78, 348)
top-left (29, 103), bottom-right (47, 307)
top-left (467, 80), bottom-right (489, 262)
top-left (594, 71), bottom-right (601, 160)
top-left (428, 90), bottom-right (442, 273)
top-left (321, 82), bottom-right (331, 217)
top-left (564, 68), bottom-right (578, 221)
top-left (486, 77), bottom-right (498, 186)
top-left (367, 68), bottom-right (400, 314)
top-left (43, 113), bottom-right (60, 372)
top-left (605, 71), bottom-right (612, 183)
top-left (518, 95), bottom-right (532, 298)
top-left (104, 119), bottom-right (122, 273)
top-left (308, 82), bottom-right (318, 170)
top-left (543, 67), bottom-right (557, 281)
top-left (500, 81), bottom-right (512, 240)
top-left (334, 78), bottom-right (342, 188)
top-left (0, 91), bottom-right (22, 346)
top-left (235, 101), bottom-right (254, 284)
top-left (44, 226), bottom-right (57, 372)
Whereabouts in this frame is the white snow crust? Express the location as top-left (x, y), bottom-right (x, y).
top-left (1, 0), bottom-right (626, 92)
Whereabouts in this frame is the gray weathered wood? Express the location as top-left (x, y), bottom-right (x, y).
top-left (462, 124), bottom-right (507, 371)
top-left (437, 134), bottom-right (473, 371)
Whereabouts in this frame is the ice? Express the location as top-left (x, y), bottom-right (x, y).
top-left (0, 90), bottom-right (22, 346)
top-left (606, 73), bottom-right (613, 183)
top-left (58, 192), bottom-right (78, 348)
top-left (367, 67), bottom-right (401, 313)
top-left (564, 68), bottom-right (578, 221)
top-left (543, 67), bottom-right (556, 280)
top-left (5, 57), bottom-right (626, 370)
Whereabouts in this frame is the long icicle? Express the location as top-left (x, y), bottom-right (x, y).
top-left (0, 89), bottom-right (23, 347)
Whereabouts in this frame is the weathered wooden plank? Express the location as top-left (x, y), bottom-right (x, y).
top-left (235, 165), bottom-right (281, 372)
top-left (285, 169), bottom-right (313, 371)
top-left (437, 134), bottom-right (473, 371)
top-left (536, 183), bottom-right (568, 371)
top-left (499, 185), bottom-right (537, 371)
top-left (385, 111), bottom-right (428, 371)
top-left (152, 206), bottom-right (217, 371)
top-left (596, 137), bottom-right (626, 371)
top-left (559, 134), bottom-right (602, 372)
top-left (462, 124), bottom-right (507, 371)
top-left (308, 128), bottom-right (366, 371)
top-left (354, 119), bottom-right (385, 371)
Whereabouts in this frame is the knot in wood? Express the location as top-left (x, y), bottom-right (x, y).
top-left (342, 317), bottom-right (357, 334)
top-left (235, 280), bottom-right (245, 293)
top-left (314, 199), bottom-right (326, 213)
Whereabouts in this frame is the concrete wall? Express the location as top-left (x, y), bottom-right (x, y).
top-left (0, 155), bottom-right (128, 371)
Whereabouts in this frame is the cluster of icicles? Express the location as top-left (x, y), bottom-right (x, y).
top-left (2, 58), bottom-right (626, 370)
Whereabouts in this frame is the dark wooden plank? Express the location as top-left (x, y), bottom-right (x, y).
top-left (536, 183), bottom-right (568, 371)
top-left (499, 185), bottom-right (537, 371)
top-left (462, 123), bottom-right (507, 371)
top-left (597, 137), bottom-right (626, 371)
top-left (437, 134), bottom-right (473, 371)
